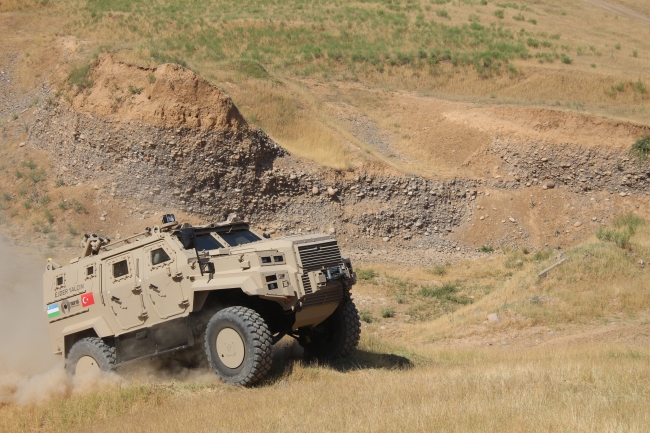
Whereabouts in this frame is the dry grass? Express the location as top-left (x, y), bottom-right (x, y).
top-left (353, 214), bottom-right (650, 343)
top-left (2, 342), bottom-right (649, 432)
top-left (2, 215), bottom-right (650, 432)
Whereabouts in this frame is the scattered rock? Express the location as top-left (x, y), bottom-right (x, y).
top-left (312, 187), bottom-right (319, 195)
top-left (18, 141), bottom-right (25, 147)
top-left (546, 181), bottom-right (555, 189)
top-left (574, 221), bottom-right (582, 227)
top-left (487, 313), bottom-right (499, 324)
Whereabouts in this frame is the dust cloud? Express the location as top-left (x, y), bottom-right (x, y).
top-left (0, 235), bottom-right (122, 405)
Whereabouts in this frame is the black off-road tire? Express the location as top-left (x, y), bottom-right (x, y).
top-left (301, 298), bottom-right (361, 360)
top-left (65, 337), bottom-right (116, 375)
top-left (204, 306), bottom-right (272, 386)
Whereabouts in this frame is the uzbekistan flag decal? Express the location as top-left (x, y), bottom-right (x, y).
top-left (47, 303), bottom-right (60, 318)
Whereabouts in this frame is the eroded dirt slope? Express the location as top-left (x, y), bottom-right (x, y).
top-left (72, 56), bottom-right (246, 130)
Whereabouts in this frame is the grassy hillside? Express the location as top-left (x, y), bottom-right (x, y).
top-left (2, 0), bottom-right (650, 168)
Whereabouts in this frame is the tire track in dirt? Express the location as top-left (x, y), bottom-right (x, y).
top-left (583, 0), bottom-right (650, 25)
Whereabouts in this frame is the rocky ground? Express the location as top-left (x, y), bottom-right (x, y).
top-left (2, 54), bottom-right (650, 266)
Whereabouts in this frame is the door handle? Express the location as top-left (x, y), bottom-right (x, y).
top-left (111, 295), bottom-right (121, 302)
top-left (149, 284), bottom-right (159, 291)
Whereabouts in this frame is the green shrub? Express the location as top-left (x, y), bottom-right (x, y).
top-left (67, 224), bottom-right (78, 236)
top-left (381, 308), bottom-right (395, 318)
top-left (428, 265), bottom-right (447, 276)
top-left (480, 245), bottom-right (495, 253)
top-left (70, 199), bottom-right (87, 214)
top-left (528, 19), bottom-right (537, 25)
top-left (436, 9), bottom-right (449, 19)
top-left (561, 54), bottom-right (573, 64)
top-left (357, 268), bottom-right (377, 280)
top-left (527, 38), bottom-right (540, 48)
top-left (128, 84), bottom-right (144, 95)
top-left (494, 9), bottom-right (505, 19)
top-left (44, 209), bottom-right (54, 224)
top-left (533, 250), bottom-right (552, 261)
top-left (630, 136), bottom-right (650, 163)
top-left (2, 193), bottom-right (11, 202)
top-left (22, 160), bottom-right (36, 170)
top-left (359, 309), bottom-right (374, 323)
top-left (68, 63), bottom-right (92, 90)
top-left (596, 214), bottom-right (644, 249)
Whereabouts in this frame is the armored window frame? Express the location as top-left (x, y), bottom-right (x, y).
top-left (110, 256), bottom-right (132, 281)
top-left (85, 264), bottom-right (96, 279)
top-left (145, 242), bottom-right (175, 270)
top-left (55, 275), bottom-right (65, 288)
top-left (150, 247), bottom-right (171, 266)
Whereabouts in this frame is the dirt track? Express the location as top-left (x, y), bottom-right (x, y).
top-left (584, 0), bottom-right (650, 25)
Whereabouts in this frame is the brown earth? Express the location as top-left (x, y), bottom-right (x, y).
top-left (72, 56), bottom-right (246, 130)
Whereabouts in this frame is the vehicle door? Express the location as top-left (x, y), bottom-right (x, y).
top-left (142, 241), bottom-right (188, 319)
top-left (104, 252), bottom-right (147, 330)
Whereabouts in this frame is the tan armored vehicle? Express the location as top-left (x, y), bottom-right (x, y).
top-left (43, 214), bottom-right (360, 385)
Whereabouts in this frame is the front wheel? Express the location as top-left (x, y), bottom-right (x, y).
top-left (204, 306), bottom-right (273, 386)
top-left (299, 298), bottom-right (361, 360)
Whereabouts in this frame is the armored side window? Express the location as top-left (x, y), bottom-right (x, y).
top-left (113, 260), bottom-right (129, 278)
top-left (56, 276), bottom-right (64, 286)
top-left (151, 247), bottom-right (171, 265)
top-left (86, 265), bottom-right (94, 276)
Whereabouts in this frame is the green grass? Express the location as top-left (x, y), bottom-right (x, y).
top-left (630, 135), bottom-right (650, 163)
top-left (357, 268), bottom-right (377, 280)
top-left (596, 213), bottom-right (645, 249)
top-left (43, 0), bottom-right (558, 79)
top-left (68, 63), bottom-right (92, 90)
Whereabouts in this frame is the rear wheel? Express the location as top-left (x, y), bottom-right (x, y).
top-left (204, 306), bottom-right (272, 386)
top-left (66, 337), bottom-right (116, 375)
top-left (300, 298), bottom-right (361, 360)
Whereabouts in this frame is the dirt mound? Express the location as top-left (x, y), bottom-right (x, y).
top-left (71, 56), bottom-right (246, 130)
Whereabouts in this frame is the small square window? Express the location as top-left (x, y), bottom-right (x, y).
top-left (273, 255), bottom-right (284, 262)
top-left (113, 260), bottom-right (129, 278)
top-left (86, 266), bottom-right (94, 276)
top-left (261, 256), bottom-right (271, 264)
top-left (267, 282), bottom-right (278, 290)
top-left (56, 276), bottom-right (64, 286)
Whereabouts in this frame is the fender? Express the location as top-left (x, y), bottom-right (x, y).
top-left (62, 316), bottom-right (113, 339)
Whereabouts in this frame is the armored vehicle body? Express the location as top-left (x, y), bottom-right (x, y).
top-left (43, 214), bottom-right (360, 385)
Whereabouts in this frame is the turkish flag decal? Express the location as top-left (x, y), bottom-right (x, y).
top-left (81, 292), bottom-right (95, 307)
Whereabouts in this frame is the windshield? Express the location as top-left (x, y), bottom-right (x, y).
top-left (219, 229), bottom-right (261, 247)
top-left (195, 233), bottom-right (224, 251)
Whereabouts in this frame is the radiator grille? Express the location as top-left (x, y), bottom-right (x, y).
top-left (298, 241), bottom-right (342, 294)
top-left (302, 285), bottom-right (345, 308)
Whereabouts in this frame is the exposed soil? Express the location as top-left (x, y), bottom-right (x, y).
top-left (72, 56), bottom-right (246, 130)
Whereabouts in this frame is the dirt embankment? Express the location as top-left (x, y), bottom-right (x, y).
top-left (28, 56), bottom-right (485, 261)
top-left (71, 56), bottom-right (246, 130)
top-left (23, 56), bottom-right (650, 259)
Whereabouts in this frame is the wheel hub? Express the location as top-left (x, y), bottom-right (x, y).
top-left (76, 355), bottom-right (100, 375)
top-left (216, 327), bottom-right (245, 369)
